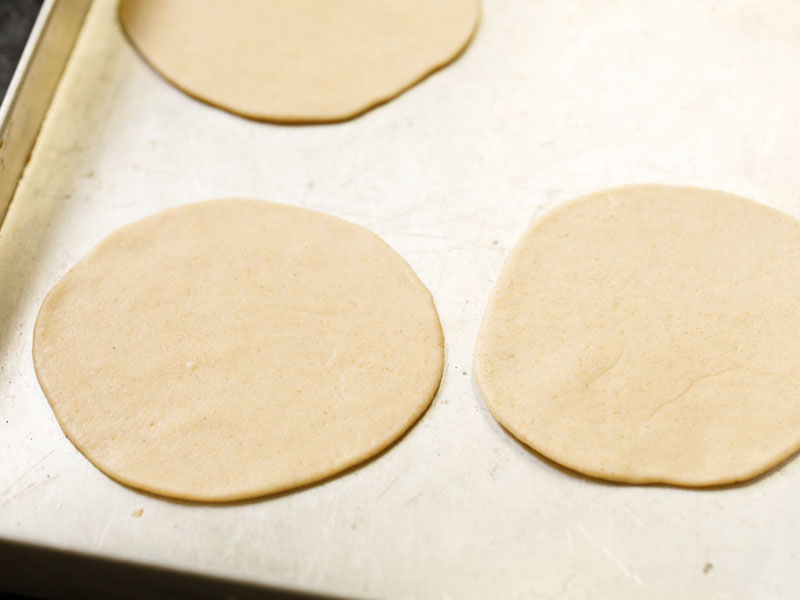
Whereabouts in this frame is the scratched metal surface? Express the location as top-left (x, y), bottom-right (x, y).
top-left (2, 0), bottom-right (800, 598)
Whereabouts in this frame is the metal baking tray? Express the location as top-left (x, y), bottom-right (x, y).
top-left (3, 0), bottom-right (800, 598)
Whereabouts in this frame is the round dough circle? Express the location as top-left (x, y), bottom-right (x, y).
top-left (475, 185), bottom-right (800, 486)
top-left (119, 0), bottom-right (480, 123)
top-left (34, 199), bottom-right (444, 501)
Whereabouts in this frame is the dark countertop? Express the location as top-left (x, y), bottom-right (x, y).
top-left (0, 0), bottom-right (43, 101)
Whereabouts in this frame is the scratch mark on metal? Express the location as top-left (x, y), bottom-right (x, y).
top-left (403, 463), bottom-right (493, 506)
top-left (367, 551), bottom-right (388, 598)
top-left (6, 473), bottom-right (61, 504)
top-left (95, 519), bottom-right (113, 550)
top-left (1, 449), bottom-right (55, 496)
top-left (560, 571), bottom-right (578, 596)
top-left (302, 501), bottom-right (339, 584)
top-left (376, 465), bottom-right (410, 500)
top-left (578, 524), bottom-right (643, 585)
top-left (625, 506), bottom-right (643, 528)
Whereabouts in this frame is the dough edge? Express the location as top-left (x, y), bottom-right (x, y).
top-left (473, 184), bottom-right (800, 488)
top-left (117, 0), bottom-right (482, 124)
top-left (33, 198), bottom-right (445, 501)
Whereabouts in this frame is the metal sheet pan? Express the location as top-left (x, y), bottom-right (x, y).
top-left (3, 0), bottom-right (800, 598)
top-left (0, 0), bottom-right (91, 225)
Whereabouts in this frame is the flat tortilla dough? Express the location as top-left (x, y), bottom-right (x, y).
top-left (475, 185), bottom-right (800, 486)
top-left (118, 0), bottom-right (480, 123)
top-left (33, 199), bottom-right (443, 501)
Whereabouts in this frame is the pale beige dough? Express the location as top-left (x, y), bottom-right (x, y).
top-left (118, 0), bottom-right (480, 123)
top-left (474, 185), bottom-right (800, 486)
top-left (34, 199), bottom-right (443, 501)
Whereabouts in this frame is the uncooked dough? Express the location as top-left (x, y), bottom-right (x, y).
top-left (474, 185), bottom-right (800, 486)
top-left (34, 199), bottom-right (443, 501)
top-left (118, 0), bottom-right (480, 123)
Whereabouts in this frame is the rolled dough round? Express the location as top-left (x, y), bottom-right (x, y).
top-left (118, 0), bottom-right (480, 123)
top-left (474, 185), bottom-right (800, 486)
top-left (33, 199), bottom-right (444, 501)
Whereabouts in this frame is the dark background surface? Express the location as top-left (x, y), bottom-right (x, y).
top-left (0, 0), bottom-right (43, 100)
